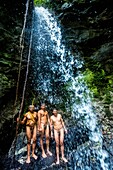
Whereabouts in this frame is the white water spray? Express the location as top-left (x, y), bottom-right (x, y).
top-left (33, 7), bottom-right (108, 169)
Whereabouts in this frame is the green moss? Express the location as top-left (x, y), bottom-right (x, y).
top-left (34, 0), bottom-right (48, 6)
top-left (82, 68), bottom-right (99, 97)
top-left (82, 66), bottom-right (113, 102)
top-left (83, 68), bottom-right (94, 83)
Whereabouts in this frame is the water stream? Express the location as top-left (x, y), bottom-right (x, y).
top-left (30, 7), bottom-right (108, 170)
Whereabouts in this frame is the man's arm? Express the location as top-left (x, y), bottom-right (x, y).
top-left (47, 111), bottom-right (50, 125)
top-left (17, 114), bottom-right (27, 125)
top-left (36, 112), bottom-right (38, 128)
top-left (38, 111), bottom-right (41, 131)
top-left (50, 116), bottom-right (54, 138)
top-left (50, 116), bottom-right (53, 130)
top-left (60, 115), bottom-right (67, 133)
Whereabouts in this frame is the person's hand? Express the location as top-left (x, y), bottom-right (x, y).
top-left (64, 128), bottom-right (68, 134)
top-left (17, 117), bottom-right (20, 122)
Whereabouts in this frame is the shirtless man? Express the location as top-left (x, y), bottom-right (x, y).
top-left (50, 109), bottom-right (68, 164)
top-left (38, 103), bottom-right (52, 158)
top-left (17, 105), bottom-right (38, 163)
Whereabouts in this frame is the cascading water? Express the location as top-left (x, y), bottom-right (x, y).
top-left (6, 6), bottom-right (110, 170)
top-left (31, 7), bottom-right (109, 170)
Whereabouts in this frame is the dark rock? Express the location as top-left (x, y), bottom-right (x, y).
top-left (0, 0), bottom-right (34, 158)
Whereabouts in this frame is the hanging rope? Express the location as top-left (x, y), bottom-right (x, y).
top-left (12, 6), bottom-right (35, 167)
top-left (14, 0), bottom-right (30, 108)
top-left (18, 11), bottom-right (34, 120)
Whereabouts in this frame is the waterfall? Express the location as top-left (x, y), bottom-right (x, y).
top-left (31, 7), bottom-right (108, 170)
top-left (7, 6), bottom-right (109, 170)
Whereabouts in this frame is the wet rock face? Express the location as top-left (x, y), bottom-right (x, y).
top-left (0, 0), bottom-right (34, 100)
top-left (0, 0), bottom-right (23, 159)
top-left (0, 1), bottom-right (113, 170)
top-left (0, 0), bottom-right (27, 98)
top-left (0, 0), bottom-right (33, 159)
top-left (53, 0), bottom-right (113, 72)
top-left (50, 1), bottom-right (113, 168)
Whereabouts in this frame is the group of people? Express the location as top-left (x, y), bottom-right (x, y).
top-left (17, 103), bottom-right (68, 164)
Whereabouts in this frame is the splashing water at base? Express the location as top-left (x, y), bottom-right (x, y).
top-left (31, 6), bottom-right (108, 169)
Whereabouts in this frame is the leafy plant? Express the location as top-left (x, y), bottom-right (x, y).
top-left (83, 68), bottom-right (99, 97)
top-left (34, 0), bottom-right (48, 6)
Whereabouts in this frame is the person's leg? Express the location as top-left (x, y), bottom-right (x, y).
top-left (60, 128), bottom-right (68, 163)
top-left (26, 126), bottom-right (31, 163)
top-left (32, 125), bottom-right (37, 159)
top-left (40, 124), bottom-right (47, 158)
top-left (45, 125), bottom-right (52, 156)
top-left (54, 129), bottom-right (60, 164)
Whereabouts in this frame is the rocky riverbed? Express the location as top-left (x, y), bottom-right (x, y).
top-left (1, 106), bottom-right (113, 170)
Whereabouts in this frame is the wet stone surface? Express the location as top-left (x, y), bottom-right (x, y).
top-left (2, 125), bottom-right (89, 170)
top-left (1, 123), bottom-right (113, 170)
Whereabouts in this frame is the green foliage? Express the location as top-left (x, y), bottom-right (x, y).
top-left (82, 66), bottom-right (113, 102)
top-left (106, 75), bottom-right (113, 87)
top-left (83, 68), bottom-right (94, 84)
top-left (0, 73), bottom-right (15, 97)
top-left (83, 68), bottom-right (99, 97)
top-left (0, 60), bottom-right (12, 67)
top-left (34, 0), bottom-right (49, 6)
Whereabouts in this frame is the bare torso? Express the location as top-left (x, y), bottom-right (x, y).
top-left (25, 111), bottom-right (37, 127)
top-left (51, 114), bottom-right (63, 130)
top-left (39, 109), bottom-right (48, 125)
